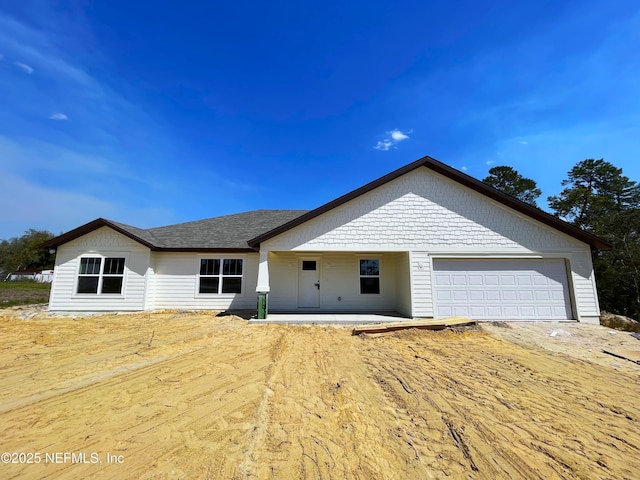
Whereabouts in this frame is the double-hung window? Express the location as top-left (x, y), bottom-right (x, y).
top-left (77, 257), bottom-right (125, 294)
top-left (359, 259), bottom-right (380, 294)
top-left (199, 258), bottom-right (243, 294)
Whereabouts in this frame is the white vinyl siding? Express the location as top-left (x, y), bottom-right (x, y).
top-left (48, 227), bottom-right (149, 311)
top-left (410, 251), bottom-right (433, 318)
top-left (572, 273), bottom-right (599, 320)
top-left (568, 251), bottom-right (600, 323)
top-left (152, 253), bottom-right (258, 310)
top-left (143, 258), bottom-right (157, 311)
top-left (262, 168), bottom-right (584, 253)
top-left (394, 252), bottom-right (412, 317)
top-left (433, 259), bottom-right (572, 320)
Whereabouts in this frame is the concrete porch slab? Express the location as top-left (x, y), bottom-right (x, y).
top-left (248, 312), bottom-right (411, 325)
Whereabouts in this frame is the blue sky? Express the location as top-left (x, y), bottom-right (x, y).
top-left (1, 0), bottom-right (639, 239)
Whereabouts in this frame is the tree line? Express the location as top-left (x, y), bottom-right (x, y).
top-left (484, 160), bottom-right (640, 320)
top-left (0, 229), bottom-right (55, 278)
top-left (1, 159), bottom-right (638, 320)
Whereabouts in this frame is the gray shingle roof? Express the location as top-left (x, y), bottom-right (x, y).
top-left (146, 210), bottom-right (309, 249)
top-left (41, 210), bottom-right (309, 251)
top-left (108, 220), bottom-right (161, 247)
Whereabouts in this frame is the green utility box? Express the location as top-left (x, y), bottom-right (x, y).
top-left (257, 292), bottom-right (268, 319)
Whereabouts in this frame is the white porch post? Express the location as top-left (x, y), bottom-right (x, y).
top-left (256, 250), bottom-right (270, 293)
top-left (256, 250), bottom-right (270, 318)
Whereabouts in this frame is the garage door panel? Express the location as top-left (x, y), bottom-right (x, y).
top-left (537, 306), bottom-right (553, 316)
top-left (501, 275), bottom-right (516, 285)
top-left (533, 276), bottom-right (549, 285)
top-left (433, 259), bottom-right (572, 320)
top-left (485, 275), bottom-right (499, 285)
top-left (452, 275), bottom-right (467, 286)
top-left (518, 291), bottom-right (534, 301)
top-left (486, 291), bottom-right (501, 301)
top-left (553, 306), bottom-right (568, 316)
top-left (469, 290), bottom-right (484, 301)
top-left (436, 290), bottom-right (452, 301)
top-left (517, 275), bottom-right (532, 285)
top-left (453, 291), bottom-right (468, 301)
top-left (502, 290), bottom-right (517, 301)
top-left (438, 306), bottom-right (454, 316)
top-left (520, 306), bottom-right (535, 316)
top-left (535, 291), bottom-right (551, 301)
top-left (503, 306), bottom-right (519, 316)
top-left (454, 306), bottom-right (471, 316)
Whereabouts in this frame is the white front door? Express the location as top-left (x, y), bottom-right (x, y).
top-left (298, 259), bottom-right (320, 308)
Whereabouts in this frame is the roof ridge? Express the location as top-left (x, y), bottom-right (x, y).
top-left (147, 209), bottom-right (309, 232)
top-left (102, 218), bottom-right (161, 247)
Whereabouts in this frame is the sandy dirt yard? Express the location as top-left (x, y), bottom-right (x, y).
top-left (0, 309), bottom-right (639, 480)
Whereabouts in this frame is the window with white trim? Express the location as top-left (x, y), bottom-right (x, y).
top-left (359, 259), bottom-right (380, 294)
top-left (77, 257), bottom-right (125, 294)
top-left (199, 258), bottom-right (243, 294)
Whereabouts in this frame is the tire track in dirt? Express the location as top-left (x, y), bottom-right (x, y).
top-left (0, 319), bottom-right (280, 479)
top-left (361, 328), bottom-right (640, 479)
top-left (245, 326), bottom-right (443, 479)
top-left (237, 328), bottom-right (286, 478)
top-left (0, 312), bottom-right (244, 405)
top-left (0, 345), bottom-right (208, 414)
top-left (2, 312), bottom-right (639, 479)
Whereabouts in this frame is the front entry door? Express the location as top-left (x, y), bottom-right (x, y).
top-left (298, 259), bottom-right (320, 308)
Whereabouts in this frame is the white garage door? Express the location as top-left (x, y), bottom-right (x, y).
top-left (433, 259), bottom-right (572, 320)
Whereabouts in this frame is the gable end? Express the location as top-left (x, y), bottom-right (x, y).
top-left (248, 156), bottom-right (611, 250)
top-left (41, 218), bottom-right (157, 250)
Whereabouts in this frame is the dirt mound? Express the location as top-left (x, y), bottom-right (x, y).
top-left (600, 311), bottom-right (640, 332)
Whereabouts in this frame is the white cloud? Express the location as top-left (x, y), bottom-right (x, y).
top-left (390, 129), bottom-right (409, 141)
top-left (0, 13), bottom-right (130, 103)
top-left (15, 61), bottom-right (33, 74)
top-left (374, 139), bottom-right (394, 151)
top-left (461, 166), bottom-right (469, 171)
top-left (49, 113), bottom-right (69, 121)
top-left (486, 160), bottom-right (495, 166)
top-left (519, 140), bottom-right (529, 145)
top-left (374, 129), bottom-right (411, 151)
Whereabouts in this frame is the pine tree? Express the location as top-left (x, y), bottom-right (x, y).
top-left (482, 166), bottom-right (542, 206)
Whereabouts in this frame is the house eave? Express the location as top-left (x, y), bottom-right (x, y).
top-left (40, 218), bottom-right (157, 250)
top-left (152, 247), bottom-right (258, 253)
top-left (39, 219), bottom-right (259, 253)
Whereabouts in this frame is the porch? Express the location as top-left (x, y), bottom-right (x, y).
top-left (256, 250), bottom-right (413, 318)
